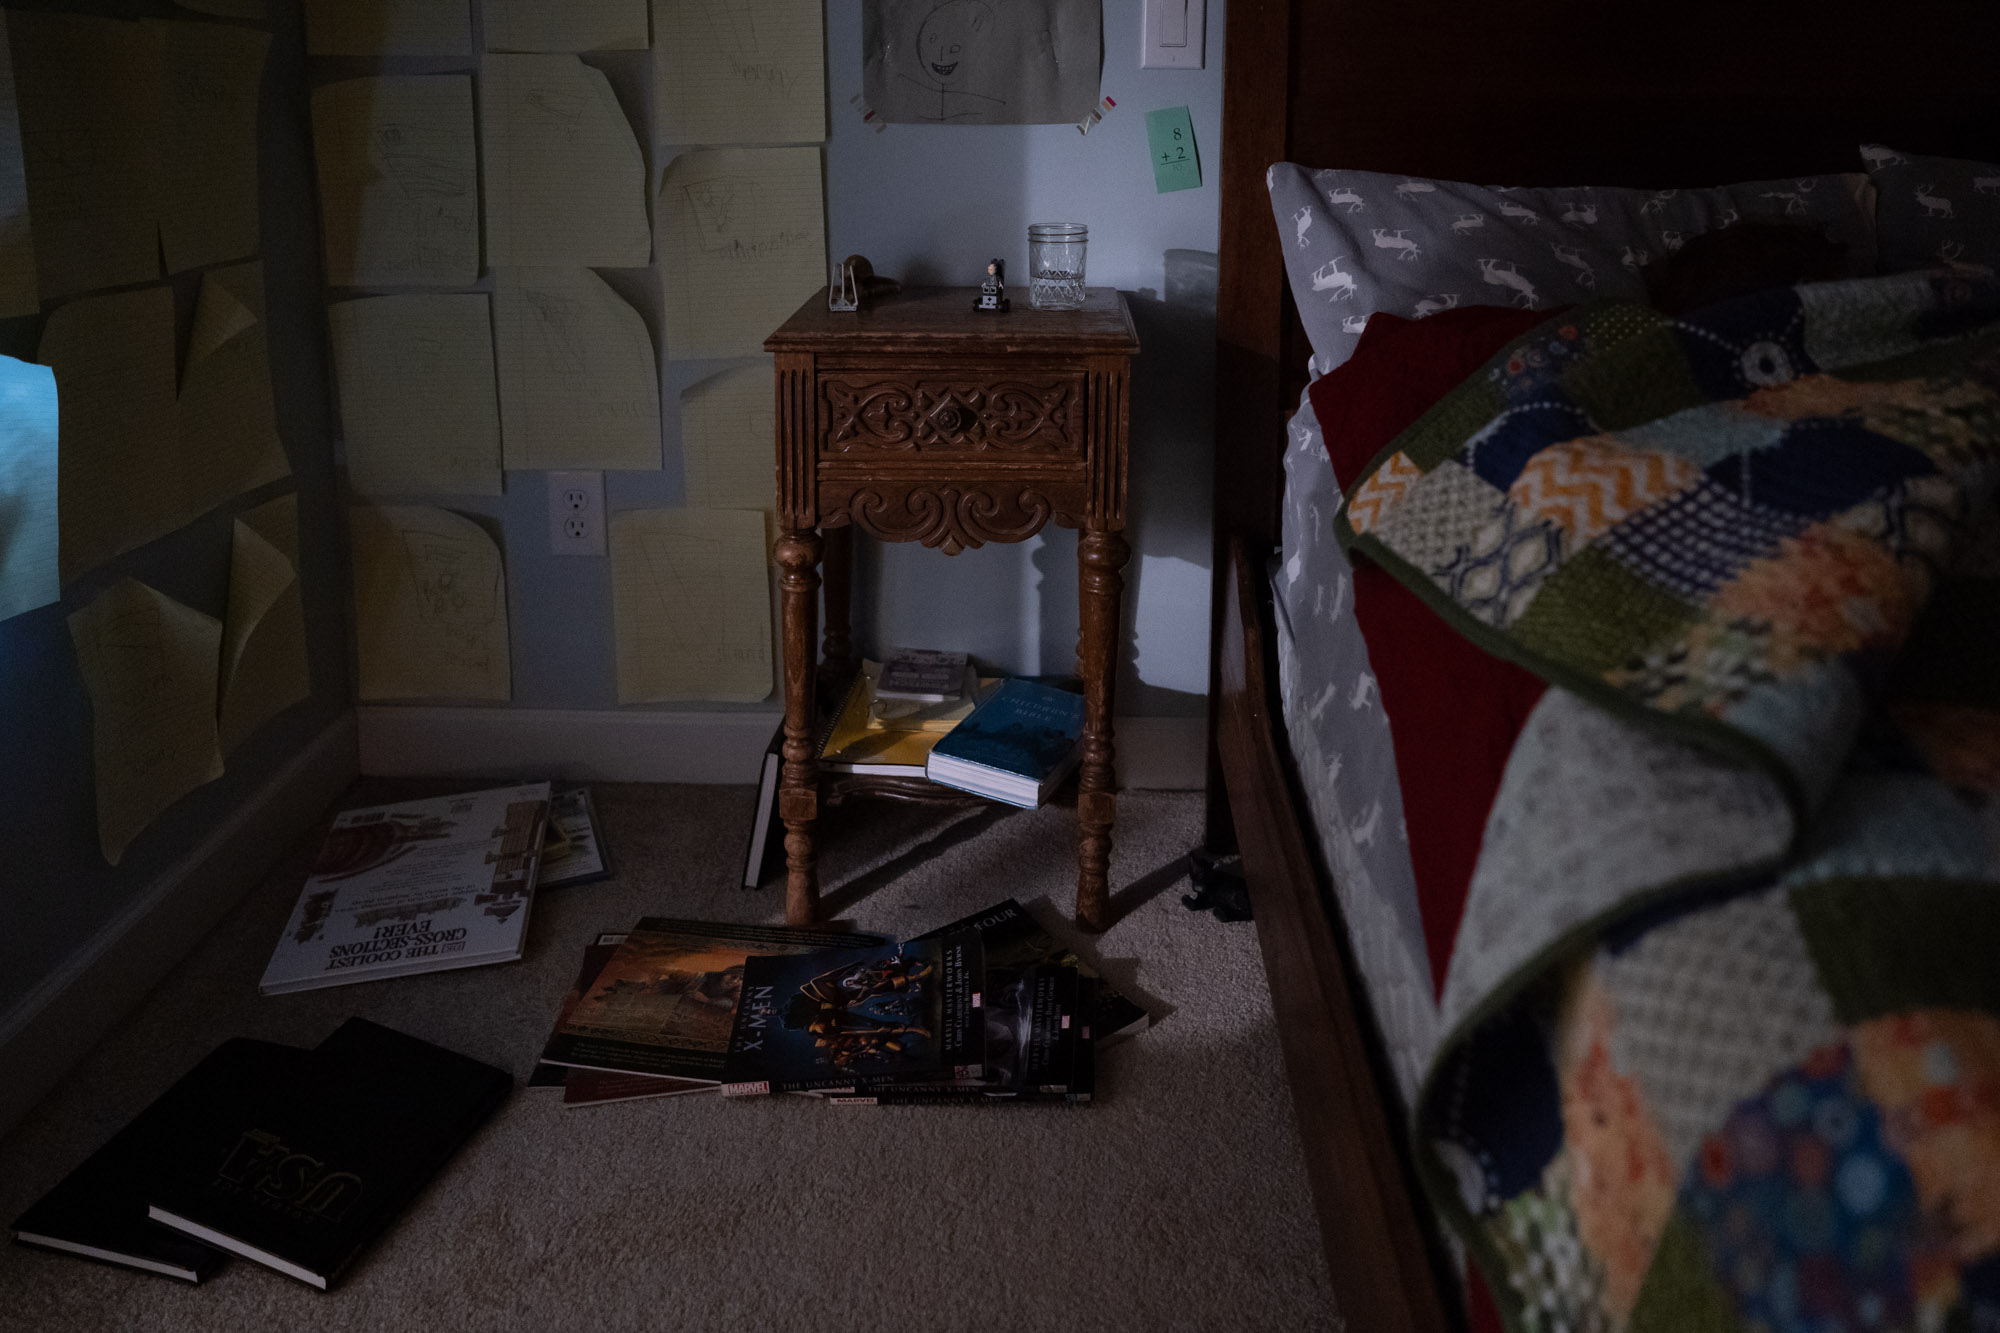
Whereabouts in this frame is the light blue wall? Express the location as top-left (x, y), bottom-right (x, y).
top-left (480, 0), bottom-right (1225, 719)
top-left (0, 0), bottom-right (349, 1018)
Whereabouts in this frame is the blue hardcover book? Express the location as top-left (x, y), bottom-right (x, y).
top-left (924, 678), bottom-right (1084, 808)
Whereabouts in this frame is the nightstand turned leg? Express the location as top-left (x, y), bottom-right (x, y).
top-left (776, 529), bottom-right (824, 925)
top-left (1075, 528), bottom-right (1129, 932)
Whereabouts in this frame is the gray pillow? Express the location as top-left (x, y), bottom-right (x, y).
top-left (1267, 163), bottom-right (1878, 375)
top-left (1859, 143), bottom-right (2000, 275)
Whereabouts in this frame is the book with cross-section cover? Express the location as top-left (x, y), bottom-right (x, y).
top-left (718, 933), bottom-right (984, 1096)
top-left (259, 784), bottom-right (552, 995)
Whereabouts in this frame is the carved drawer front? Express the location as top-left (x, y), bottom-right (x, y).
top-left (818, 369), bottom-right (1084, 455)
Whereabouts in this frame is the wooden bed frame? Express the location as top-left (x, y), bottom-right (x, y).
top-left (1203, 5), bottom-right (2000, 1327)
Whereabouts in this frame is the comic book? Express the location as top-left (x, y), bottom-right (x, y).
top-left (913, 898), bottom-right (1148, 1044)
top-left (539, 919), bottom-right (887, 1082)
top-left (825, 964), bottom-right (1093, 1106)
top-left (718, 933), bottom-right (983, 1096)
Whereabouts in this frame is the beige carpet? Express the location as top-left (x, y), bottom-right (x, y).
top-left (0, 783), bottom-right (1337, 1331)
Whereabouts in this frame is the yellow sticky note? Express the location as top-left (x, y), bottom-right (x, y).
top-left (12, 13), bottom-right (162, 302)
top-left (658, 147), bottom-right (826, 362)
top-left (481, 55), bottom-right (651, 269)
top-left (303, 0), bottom-right (471, 57)
top-left (0, 354), bottom-right (59, 623)
top-left (220, 493), bottom-right (310, 753)
top-left (311, 76), bottom-right (480, 288)
top-left (330, 294), bottom-right (503, 497)
top-left (45, 273), bottom-right (291, 585)
top-left (43, 288), bottom-right (180, 584)
top-left (654, 0), bottom-right (825, 147)
top-left (350, 503), bottom-right (511, 702)
top-left (68, 578), bottom-right (225, 865)
top-left (494, 269), bottom-right (660, 472)
top-left (612, 508), bottom-right (772, 703)
top-left (178, 261), bottom-right (292, 512)
top-left (149, 19), bottom-right (269, 274)
top-left (680, 362), bottom-right (775, 512)
top-left (173, 0), bottom-right (267, 18)
top-left (0, 21), bottom-right (41, 317)
top-left (485, 0), bottom-right (646, 52)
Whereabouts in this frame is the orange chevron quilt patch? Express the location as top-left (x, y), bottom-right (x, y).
top-left (1507, 438), bottom-right (1701, 544)
top-left (1346, 450), bottom-right (1422, 534)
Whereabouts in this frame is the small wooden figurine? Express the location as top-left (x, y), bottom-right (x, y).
top-left (973, 259), bottom-right (1010, 312)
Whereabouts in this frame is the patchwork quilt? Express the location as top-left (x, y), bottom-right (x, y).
top-left (1335, 272), bottom-right (2000, 1332)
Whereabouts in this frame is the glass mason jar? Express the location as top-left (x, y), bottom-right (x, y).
top-left (1028, 223), bottom-right (1088, 310)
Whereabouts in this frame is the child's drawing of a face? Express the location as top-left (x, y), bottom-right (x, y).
top-left (916, 1), bottom-right (992, 89)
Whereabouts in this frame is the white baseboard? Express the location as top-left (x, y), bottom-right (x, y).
top-left (358, 706), bottom-right (1207, 790)
top-left (0, 713), bottom-right (360, 1140)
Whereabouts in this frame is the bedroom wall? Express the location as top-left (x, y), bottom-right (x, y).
top-left (0, 0), bottom-right (351, 1021)
top-left (402, 0), bottom-right (1225, 730)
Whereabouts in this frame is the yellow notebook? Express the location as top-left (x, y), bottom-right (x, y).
top-left (819, 662), bottom-right (993, 773)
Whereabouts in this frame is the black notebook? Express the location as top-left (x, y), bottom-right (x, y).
top-left (9, 1039), bottom-right (312, 1283)
top-left (146, 1019), bottom-right (512, 1290)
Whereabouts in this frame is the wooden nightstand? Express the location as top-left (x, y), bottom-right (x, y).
top-left (765, 286), bottom-right (1140, 932)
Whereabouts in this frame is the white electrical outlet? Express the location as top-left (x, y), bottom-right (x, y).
top-left (546, 471), bottom-right (606, 557)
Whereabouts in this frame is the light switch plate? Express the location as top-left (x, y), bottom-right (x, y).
top-left (1141, 0), bottom-right (1204, 69)
top-left (547, 471), bottom-right (606, 557)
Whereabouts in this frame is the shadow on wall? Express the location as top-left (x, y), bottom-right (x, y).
top-left (1032, 250), bottom-right (1217, 717)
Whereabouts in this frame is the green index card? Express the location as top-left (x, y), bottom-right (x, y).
top-left (1145, 106), bottom-right (1201, 194)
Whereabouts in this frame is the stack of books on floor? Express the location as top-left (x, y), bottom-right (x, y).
top-left (532, 899), bottom-right (1149, 1108)
top-left (744, 650), bottom-right (1086, 887)
top-left (9, 1020), bottom-right (511, 1288)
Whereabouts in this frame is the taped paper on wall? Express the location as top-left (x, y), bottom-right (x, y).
top-left (861, 0), bottom-right (1101, 126)
top-left (350, 503), bottom-right (511, 701)
top-left (481, 55), bottom-right (651, 268)
top-left (330, 293), bottom-right (503, 497)
top-left (485, 0), bottom-right (647, 53)
top-left (68, 577), bottom-right (225, 866)
top-left (680, 363), bottom-right (775, 512)
top-left (11, 12), bottom-right (161, 301)
top-left (312, 75), bottom-right (479, 287)
top-left (43, 288), bottom-right (180, 584)
top-left (0, 23), bottom-right (40, 317)
top-left (0, 354), bottom-right (58, 623)
top-left (304, 0), bottom-right (471, 57)
top-left (494, 269), bottom-right (660, 472)
top-left (178, 260), bottom-right (291, 512)
top-left (654, 0), bottom-right (825, 147)
top-left (658, 147), bottom-right (825, 361)
top-left (45, 275), bottom-right (292, 585)
top-left (612, 507), bottom-right (771, 703)
top-left (220, 492), bottom-right (310, 753)
top-left (173, 0), bottom-right (267, 19)
top-left (150, 19), bottom-right (268, 274)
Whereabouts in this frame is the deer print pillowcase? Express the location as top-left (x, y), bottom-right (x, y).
top-left (1267, 163), bottom-right (1876, 377)
top-left (1859, 144), bottom-right (2000, 276)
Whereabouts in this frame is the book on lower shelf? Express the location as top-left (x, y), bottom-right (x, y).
top-left (719, 933), bottom-right (985, 1096)
top-left (259, 783), bottom-right (552, 995)
top-left (874, 648), bottom-right (969, 701)
top-left (144, 1020), bottom-right (511, 1291)
top-left (924, 678), bottom-right (1085, 808)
